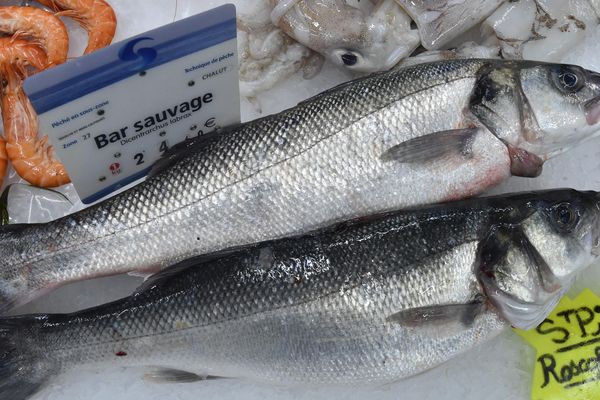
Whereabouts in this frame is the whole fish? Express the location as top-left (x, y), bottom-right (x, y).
top-left (1, 189), bottom-right (599, 399)
top-left (2, 59), bottom-right (600, 312)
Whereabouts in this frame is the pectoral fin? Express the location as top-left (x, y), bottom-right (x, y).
top-left (144, 368), bottom-right (223, 384)
top-left (381, 128), bottom-right (479, 164)
top-left (386, 297), bottom-right (486, 336)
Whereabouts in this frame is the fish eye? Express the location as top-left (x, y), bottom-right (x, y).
top-left (562, 73), bottom-right (578, 88)
top-left (553, 66), bottom-right (585, 94)
top-left (341, 52), bottom-right (358, 66)
top-left (550, 202), bottom-right (580, 232)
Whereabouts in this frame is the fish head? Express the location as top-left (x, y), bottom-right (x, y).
top-left (523, 190), bottom-right (600, 279)
top-left (478, 190), bottom-right (600, 330)
top-left (470, 61), bottom-right (600, 174)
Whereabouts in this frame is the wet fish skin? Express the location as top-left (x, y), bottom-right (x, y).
top-left (1, 189), bottom-right (599, 399)
top-left (2, 59), bottom-right (600, 312)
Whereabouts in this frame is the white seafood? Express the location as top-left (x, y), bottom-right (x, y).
top-left (561, 25), bottom-right (600, 73)
top-left (395, 0), bottom-right (504, 50)
top-left (589, 0), bottom-right (600, 17)
top-left (482, 0), bottom-right (598, 62)
top-left (398, 41), bottom-right (500, 67)
top-left (238, 1), bottom-right (323, 99)
top-left (270, 0), bottom-right (420, 72)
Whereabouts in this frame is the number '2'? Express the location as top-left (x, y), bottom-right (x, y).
top-left (134, 153), bottom-right (145, 165)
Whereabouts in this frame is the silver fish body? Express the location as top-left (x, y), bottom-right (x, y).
top-left (2, 59), bottom-right (600, 311)
top-left (1, 189), bottom-right (599, 399)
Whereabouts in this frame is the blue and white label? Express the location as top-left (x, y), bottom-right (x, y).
top-left (24, 4), bottom-right (239, 204)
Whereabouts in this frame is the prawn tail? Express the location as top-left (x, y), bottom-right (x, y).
top-left (8, 31), bottom-right (26, 43)
top-left (86, 1), bottom-right (117, 51)
top-left (0, 138), bottom-right (7, 188)
top-left (54, 10), bottom-right (88, 27)
top-left (8, 32), bottom-right (44, 52)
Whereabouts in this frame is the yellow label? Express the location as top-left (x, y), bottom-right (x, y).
top-left (517, 290), bottom-right (600, 400)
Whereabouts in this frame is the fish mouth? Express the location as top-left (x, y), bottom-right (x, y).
top-left (585, 96), bottom-right (600, 126)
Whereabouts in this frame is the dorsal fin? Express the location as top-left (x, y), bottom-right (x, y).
top-left (133, 247), bottom-right (245, 296)
top-left (133, 257), bottom-right (210, 296)
top-left (148, 124), bottom-right (243, 178)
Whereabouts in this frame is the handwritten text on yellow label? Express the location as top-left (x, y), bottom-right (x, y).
top-left (517, 290), bottom-right (600, 400)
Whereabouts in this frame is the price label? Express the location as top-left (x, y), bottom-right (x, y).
top-left (24, 4), bottom-right (239, 204)
top-left (517, 289), bottom-right (600, 400)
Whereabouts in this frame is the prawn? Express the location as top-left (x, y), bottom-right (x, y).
top-left (0, 138), bottom-right (6, 189)
top-left (0, 38), bottom-right (70, 188)
top-left (0, 39), bottom-right (48, 189)
top-left (0, 6), bottom-right (69, 68)
top-left (36, 0), bottom-right (117, 54)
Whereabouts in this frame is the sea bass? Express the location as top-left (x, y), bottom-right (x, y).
top-left (1, 189), bottom-right (599, 399)
top-left (2, 59), bottom-right (600, 312)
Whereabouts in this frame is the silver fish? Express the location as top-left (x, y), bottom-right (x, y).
top-left (1, 189), bottom-right (599, 399)
top-left (1, 59), bottom-right (600, 312)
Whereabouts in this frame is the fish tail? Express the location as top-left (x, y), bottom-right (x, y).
top-left (0, 315), bottom-right (53, 399)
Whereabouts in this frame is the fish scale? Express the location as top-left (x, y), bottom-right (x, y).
top-left (3, 59), bottom-right (600, 313)
top-left (0, 60), bottom-right (483, 307)
top-left (14, 189), bottom-right (598, 394)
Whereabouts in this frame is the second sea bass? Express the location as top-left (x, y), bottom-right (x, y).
top-left (1, 59), bottom-right (600, 311)
top-left (1, 189), bottom-right (599, 399)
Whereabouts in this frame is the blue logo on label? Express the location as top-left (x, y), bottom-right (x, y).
top-left (118, 37), bottom-right (157, 68)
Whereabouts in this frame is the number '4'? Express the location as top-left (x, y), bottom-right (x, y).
top-left (160, 141), bottom-right (168, 154)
